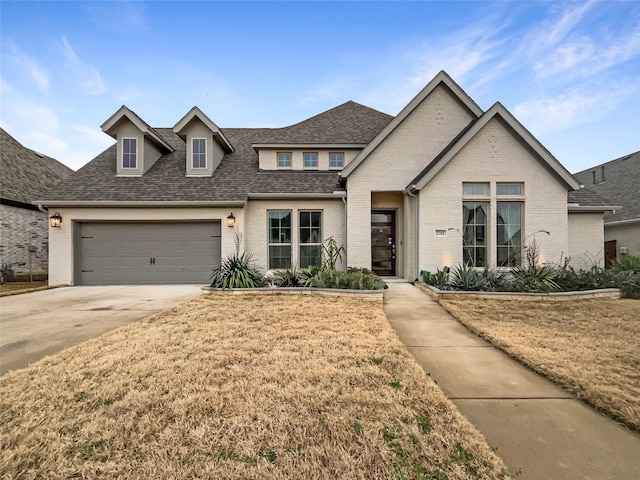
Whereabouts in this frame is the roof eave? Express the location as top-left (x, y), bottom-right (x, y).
top-left (33, 200), bottom-right (247, 208)
top-left (567, 204), bottom-right (622, 213)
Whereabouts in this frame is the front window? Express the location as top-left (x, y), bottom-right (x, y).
top-left (303, 152), bottom-right (318, 169)
top-left (299, 211), bottom-right (322, 267)
top-left (463, 202), bottom-right (488, 267)
top-left (497, 202), bottom-right (522, 266)
top-left (329, 152), bottom-right (344, 169)
top-left (277, 152), bottom-right (292, 168)
top-left (192, 138), bottom-right (206, 169)
top-left (462, 182), bottom-right (489, 196)
top-left (268, 211), bottom-right (291, 268)
top-left (122, 138), bottom-right (137, 169)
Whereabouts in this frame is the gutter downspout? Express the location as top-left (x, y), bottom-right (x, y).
top-left (37, 204), bottom-right (48, 214)
top-left (405, 185), bottom-right (420, 282)
top-left (334, 191), bottom-right (348, 269)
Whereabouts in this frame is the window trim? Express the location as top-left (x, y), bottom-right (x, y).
top-left (191, 137), bottom-right (207, 169)
top-left (329, 152), bottom-right (344, 169)
top-left (277, 152), bottom-right (292, 169)
top-left (299, 210), bottom-right (323, 267)
top-left (268, 210), bottom-right (292, 269)
top-left (121, 137), bottom-right (138, 170)
top-left (303, 152), bottom-right (318, 170)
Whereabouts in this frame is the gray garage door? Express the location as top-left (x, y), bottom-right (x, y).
top-left (76, 222), bottom-right (221, 285)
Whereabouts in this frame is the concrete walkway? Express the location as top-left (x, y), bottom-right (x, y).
top-left (384, 282), bottom-right (640, 480)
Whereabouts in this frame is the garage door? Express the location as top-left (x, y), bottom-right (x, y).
top-left (76, 222), bottom-right (221, 285)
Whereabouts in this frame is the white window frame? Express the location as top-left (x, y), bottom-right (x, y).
top-left (277, 152), bottom-right (292, 169)
top-left (122, 137), bottom-right (138, 169)
top-left (329, 152), bottom-right (344, 169)
top-left (192, 138), bottom-right (207, 169)
top-left (303, 152), bottom-right (318, 169)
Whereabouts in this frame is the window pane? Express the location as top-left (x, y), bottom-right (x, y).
top-left (299, 211), bottom-right (322, 245)
top-left (463, 183), bottom-right (488, 196)
top-left (497, 202), bottom-right (522, 267)
top-left (303, 152), bottom-right (317, 168)
top-left (123, 138), bottom-right (137, 168)
top-left (300, 245), bottom-right (321, 268)
top-left (269, 245), bottom-right (291, 269)
top-left (311, 211), bottom-right (321, 227)
top-left (192, 139), bottom-right (206, 168)
top-left (277, 152), bottom-right (292, 167)
top-left (330, 152), bottom-right (344, 168)
top-left (462, 201), bottom-right (488, 267)
top-left (497, 183), bottom-right (523, 195)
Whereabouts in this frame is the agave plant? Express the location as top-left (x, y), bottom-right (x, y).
top-left (272, 265), bottom-right (304, 287)
top-left (449, 264), bottom-right (489, 291)
top-left (210, 251), bottom-right (265, 289)
top-left (422, 268), bottom-right (450, 289)
top-left (510, 265), bottom-right (559, 292)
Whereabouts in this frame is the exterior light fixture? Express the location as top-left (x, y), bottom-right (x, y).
top-left (227, 213), bottom-right (236, 228)
top-left (49, 212), bottom-right (62, 228)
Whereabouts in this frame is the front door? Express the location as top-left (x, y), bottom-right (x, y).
top-left (371, 210), bottom-right (396, 276)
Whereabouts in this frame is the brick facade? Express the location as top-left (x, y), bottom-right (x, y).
top-left (0, 204), bottom-right (49, 275)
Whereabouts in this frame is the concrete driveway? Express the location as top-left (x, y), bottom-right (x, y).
top-left (0, 285), bottom-right (202, 376)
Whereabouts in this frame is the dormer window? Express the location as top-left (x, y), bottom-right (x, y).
top-left (330, 152), bottom-right (344, 169)
top-left (192, 138), bottom-right (206, 169)
top-left (122, 138), bottom-right (137, 169)
top-left (278, 152), bottom-right (292, 168)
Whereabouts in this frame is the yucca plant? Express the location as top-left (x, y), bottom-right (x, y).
top-left (449, 264), bottom-right (489, 291)
top-left (611, 255), bottom-right (640, 273)
top-left (273, 265), bottom-right (304, 287)
top-left (210, 251), bottom-right (265, 289)
top-left (510, 265), bottom-right (559, 292)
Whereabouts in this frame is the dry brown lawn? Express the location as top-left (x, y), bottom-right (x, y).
top-left (0, 281), bottom-right (48, 296)
top-left (440, 297), bottom-right (640, 430)
top-left (1, 295), bottom-right (509, 480)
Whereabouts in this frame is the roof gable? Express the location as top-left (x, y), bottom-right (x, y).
top-left (173, 106), bottom-right (234, 153)
top-left (409, 102), bottom-right (581, 191)
top-left (101, 105), bottom-right (174, 152)
top-left (341, 71), bottom-right (483, 178)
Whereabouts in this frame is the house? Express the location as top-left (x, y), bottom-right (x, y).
top-left (36, 71), bottom-right (616, 285)
top-left (573, 151), bottom-right (640, 266)
top-left (0, 128), bottom-right (73, 278)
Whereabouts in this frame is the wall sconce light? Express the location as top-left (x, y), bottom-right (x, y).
top-left (227, 213), bottom-right (236, 228)
top-left (49, 212), bottom-right (62, 228)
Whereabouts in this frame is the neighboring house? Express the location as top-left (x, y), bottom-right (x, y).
top-left (0, 128), bottom-right (74, 277)
top-left (573, 152), bottom-right (640, 266)
top-left (37, 71), bottom-right (616, 285)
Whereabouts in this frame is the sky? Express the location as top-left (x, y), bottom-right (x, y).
top-left (1, 1), bottom-right (639, 173)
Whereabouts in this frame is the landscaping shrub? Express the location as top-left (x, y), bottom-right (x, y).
top-left (272, 265), bottom-right (304, 287)
top-left (611, 255), bottom-right (640, 273)
top-left (210, 252), bottom-right (266, 289)
top-left (449, 265), bottom-right (489, 291)
top-left (305, 269), bottom-right (385, 290)
top-left (422, 268), bottom-right (450, 289)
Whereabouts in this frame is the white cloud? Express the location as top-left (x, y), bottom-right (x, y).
top-left (60, 37), bottom-right (106, 95)
top-left (513, 82), bottom-right (637, 134)
top-left (5, 44), bottom-right (50, 93)
top-left (71, 124), bottom-right (115, 149)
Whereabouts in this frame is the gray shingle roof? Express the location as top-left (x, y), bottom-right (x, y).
top-left (0, 128), bottom-right (74, 206)
top-left (39, 102), bottom-right (391, 203)
top-left (573, 151), bottom-right (640, 222)
top-left (253, 101), bottom-right (393, 144)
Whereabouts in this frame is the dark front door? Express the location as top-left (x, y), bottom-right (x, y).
top-left (605, 240), bottom-right (617, 268)
top-left (371, 211), bottom-right (396, 276)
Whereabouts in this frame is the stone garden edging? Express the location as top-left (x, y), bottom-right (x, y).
top-left (201, 286), bottom-right (384, 301)
top-left (415, 282), bottom-right (621, 302)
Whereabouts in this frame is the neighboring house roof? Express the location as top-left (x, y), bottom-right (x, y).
top-left (37, 128), bottom-right (342, 204)
top-left (573, 151), bottom-right (640, 223)
top-left (408, 102), bottom-right (581, 191)
top-left (341, 71), bottom-right (483, 178)
top-left (252, 101), bottom-right (393, 145)
top-left (0, 128), bottom-right (74, 208)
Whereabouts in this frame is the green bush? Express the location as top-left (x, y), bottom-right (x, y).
top-left (305, 269), bottom-right (385, 290)
top-left (422, 268), bottom-right (450, 289)
top-left (611, 255), bottom-right (640, 273)
top-left (449, 265), bottom-right (489, 291)
top-left (210, 252), bottom-right (265, 289)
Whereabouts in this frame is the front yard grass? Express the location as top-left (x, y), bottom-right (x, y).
top-left (0, 280), bottom-right (49, 296)
top-left (1, 295), bottom-right (509, 479)
top-left (440, 297), bottom-right (640, 431)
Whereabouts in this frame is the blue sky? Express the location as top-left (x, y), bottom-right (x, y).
top-left (1, 1), bottom-right (638, 172)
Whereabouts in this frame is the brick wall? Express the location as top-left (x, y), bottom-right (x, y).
top-left (0, 204), bottom-right (49, 275)
top-left (568, 212), bottom-right (605, 269)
